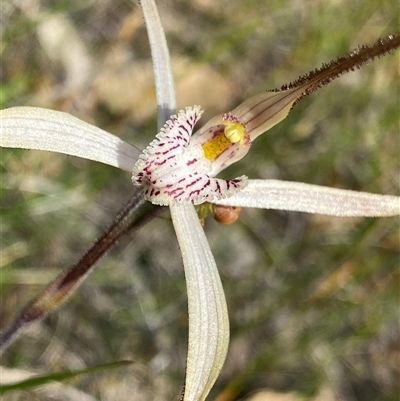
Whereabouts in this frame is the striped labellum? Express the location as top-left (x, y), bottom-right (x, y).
top-left (132, 106), bottom-right (248, 205)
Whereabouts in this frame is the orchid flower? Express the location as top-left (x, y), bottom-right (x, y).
top-left (1, 1), bottom-right (399, 400)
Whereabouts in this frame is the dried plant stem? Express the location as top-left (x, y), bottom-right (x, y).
top-left (0, 190), bottom-right (165, 354)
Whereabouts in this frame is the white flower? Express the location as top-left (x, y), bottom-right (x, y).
top-left (1, 1), bottom-right (399, 400)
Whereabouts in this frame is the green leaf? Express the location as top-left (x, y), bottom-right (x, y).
top-left (0, 360), bottom-right (133, 394)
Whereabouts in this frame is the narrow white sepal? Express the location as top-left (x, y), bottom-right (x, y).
top-left (214, 179), bottom-right (400, 217)
top-left (170, 204), bottom-right (229, 401)
top-left (0, 107), bottom-right (140, 172)
top-left (141, 0), bottom-right (176, 128)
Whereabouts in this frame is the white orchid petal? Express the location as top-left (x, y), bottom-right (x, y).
top-left (142, 2), bottom-right (228, 398)
top-left (0, 107), bottom-right (140, 172)
top-left (215, 179), bottom-right (400, 217)
top-left (170, 204), bottom-right (229, 401)
top-left (141, 0), bottom-right (176, 127)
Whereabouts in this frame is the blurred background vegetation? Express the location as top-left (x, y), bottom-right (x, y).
top-left (1, 0), bottom-right (399, 400)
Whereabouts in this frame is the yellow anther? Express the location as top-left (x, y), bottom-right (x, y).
top-left (201, 121), bottom-right (246, 161)
top-left (224, 122), bottom-right (246, 144)
top-left (202, 131), bottom-right (231, 160)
